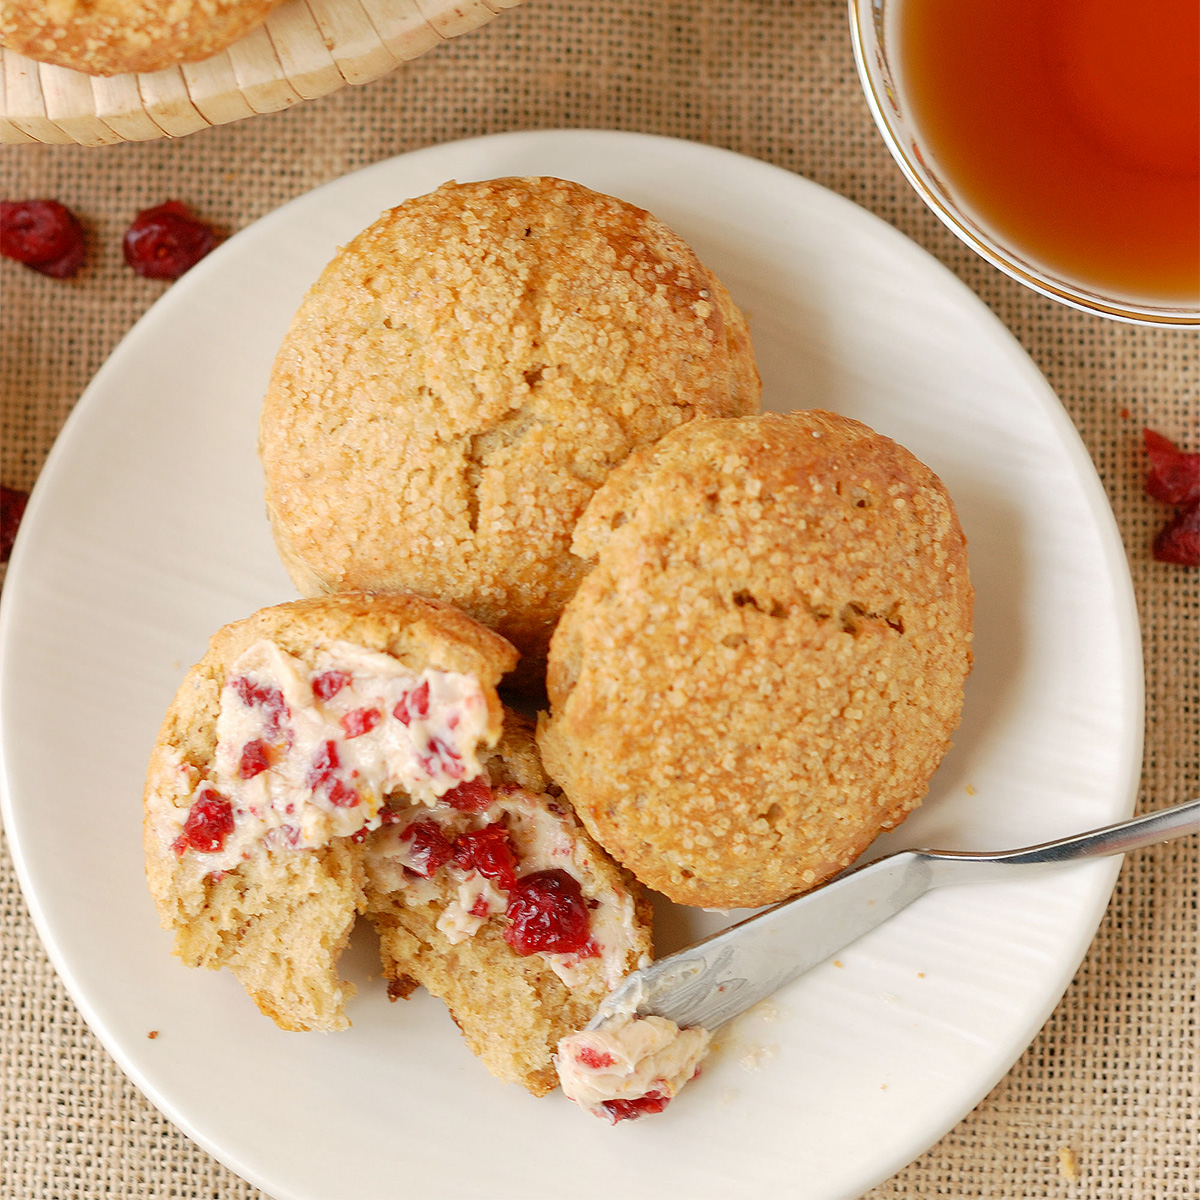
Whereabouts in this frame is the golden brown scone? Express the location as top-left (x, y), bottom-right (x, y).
top-left (0, 0), bottom-right (283, 76)
top-left (143, 593), bottom-right (651, 1092)
top-left (365, 712), bottom-right (653, 1096)
top-left (537, 410), bottom-right (974, 908)
top-left (143, 592), bottom-right (516, 1033)
top-left (259, 177), bottom-right (761, 688)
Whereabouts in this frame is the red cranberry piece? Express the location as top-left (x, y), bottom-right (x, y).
top-left (1, 200), bottom-right (86, 278)
top-left (123, 201), bottom-right (217, 280)
top-left (576, 1046), bottom-right (616, 1069)
top-left (400, 819), bottom-right (454, 877)
top-left (341, 706), bottom-right (381, 739)
top-left (420, 735), bottom-right (465, 780)
top-left (1153, 502), bottom-right (1200, 566)
top-left (307, 739), bottom-right (357, 806)
top-left (327, 779), bottom-right (360, 808)
top-left (238, 738), bottom-right (271, 780)
top-left (308, 740), bottom-right (341, 790)
top-left (1145, 429), bottom-right (1200, 508)
top-left (172, 789), bottom-right (235, 855)
top-left (504, 869), bottom-right (592, 956)
top-left (599, 1092), bottom-right (670, 1123)
top-left (453, 823), bottom-right (519, 890)
top-left (469, 894), bottom-right (490, 918)
top-left (1, 486), bottom-right (29, 563)
top-left (312, 669), bottom-right (350, 701)
top-left (230, 676), bottom-right (289, 738)
top-left (393, 680), bottom-right (430, 725)
top-left (443, 778), bottom-right (493, 813)
top-left (270, 824), bottom-right (301, 849)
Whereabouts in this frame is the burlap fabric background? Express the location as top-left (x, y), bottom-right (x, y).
top-left (1, 1), bottom-right (1196, 1196)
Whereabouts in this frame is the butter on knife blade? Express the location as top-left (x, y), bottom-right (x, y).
top-left (556, 799), bottom-right (1199, 1122)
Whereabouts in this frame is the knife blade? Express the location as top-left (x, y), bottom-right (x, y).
top-left (589, 797), bottom-right (1200, 1033)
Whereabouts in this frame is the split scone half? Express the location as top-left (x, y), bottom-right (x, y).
top-left (538, 410), bottom-right (975, 909)
top-left (143, 592), bottom-right (651, 1094)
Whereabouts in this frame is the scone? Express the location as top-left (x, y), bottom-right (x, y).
top-left (537, 410), bottom-right (974, 908)
top-left (259, 177), bottom-right (761, 687)
top-left (0, 0), bottom-right (283, 76)
top-left (143, 592), bottom-right (651, 1093)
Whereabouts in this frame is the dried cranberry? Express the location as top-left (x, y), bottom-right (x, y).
top-left (1153, 503), bottom-right (1200, 566)
top-left (503, 869), bottom-right (592, 956)
top-left (327, 779), bottom-right (360, 808)
top-left (443, 778), bottom-right (493, 812)
top-left (238, 738), bottom-right (271, 779)
top-left (231, 676), bottom-right (281, 711)
top-left (393, 680), bottom-right (430, 725)
top-left (312, 669), bottom-right (350, 701)
top-left (599, 1092), bottom-right (670, 1123)
top-left (307, 740), bottom-right (345, 796)
top-left (1, 486), bottom-right (29, 562)
top-left (469, 894), bottom-right (490, 917)
top-left (453, 823), bottom-right (519, 890)
top-left (400, 819), bottom-right (454, 877)
top-left (1144, 429), bottom-right (1200, 508)
top-left (306, 739), bottom-right (359, 806)
top-left (1143, 429), bottom-right (1200, 566)
top-left (172, 789), bottom-right (234, 855)
top-left (230, 676), bottom-right (289, 738)
top-left (419, 735), bottom-right (465, 780)
top-left (576, 1046), bottom-right (616, 1069)
top-left (270, 824), bottom-right (301, 849)
top-left (123, 201), bottom-right (218, 280)
top-left (1, 200), bottom-right (86, 278)
top-left (341, 706), bottom-right (381, 739)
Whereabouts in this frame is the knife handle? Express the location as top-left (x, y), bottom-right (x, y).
top-left (921, 797), bottom-right (1200, 886)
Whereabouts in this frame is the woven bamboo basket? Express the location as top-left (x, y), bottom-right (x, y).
top-left (0, 0), bottom-right (521, 146)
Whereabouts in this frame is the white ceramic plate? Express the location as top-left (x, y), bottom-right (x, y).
top-left (0, 131), bottom-right (1142, 1200)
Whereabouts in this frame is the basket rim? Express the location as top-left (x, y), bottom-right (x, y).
top-left (1, 0), bottom-right (521, 146)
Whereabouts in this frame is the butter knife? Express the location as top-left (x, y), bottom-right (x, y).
top-left (590, 798), bottom-right (1200, 1032)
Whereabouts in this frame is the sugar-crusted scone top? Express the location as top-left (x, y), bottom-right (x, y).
top-left (0, 0), bottom-right (283, 75)
top-left (537, 410), bottom-right (975, 909)
top-left (259, 177), bottom-right (761, 684)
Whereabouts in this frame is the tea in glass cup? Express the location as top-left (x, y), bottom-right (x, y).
top-left (850, 0), bottom-right (1200, 325)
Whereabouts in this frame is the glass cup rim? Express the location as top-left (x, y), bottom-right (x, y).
top-left (847, 0), bottom-right (1200, 328)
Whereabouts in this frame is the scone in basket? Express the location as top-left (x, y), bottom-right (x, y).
top-left (1, 0), bottom-right (520, 146)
